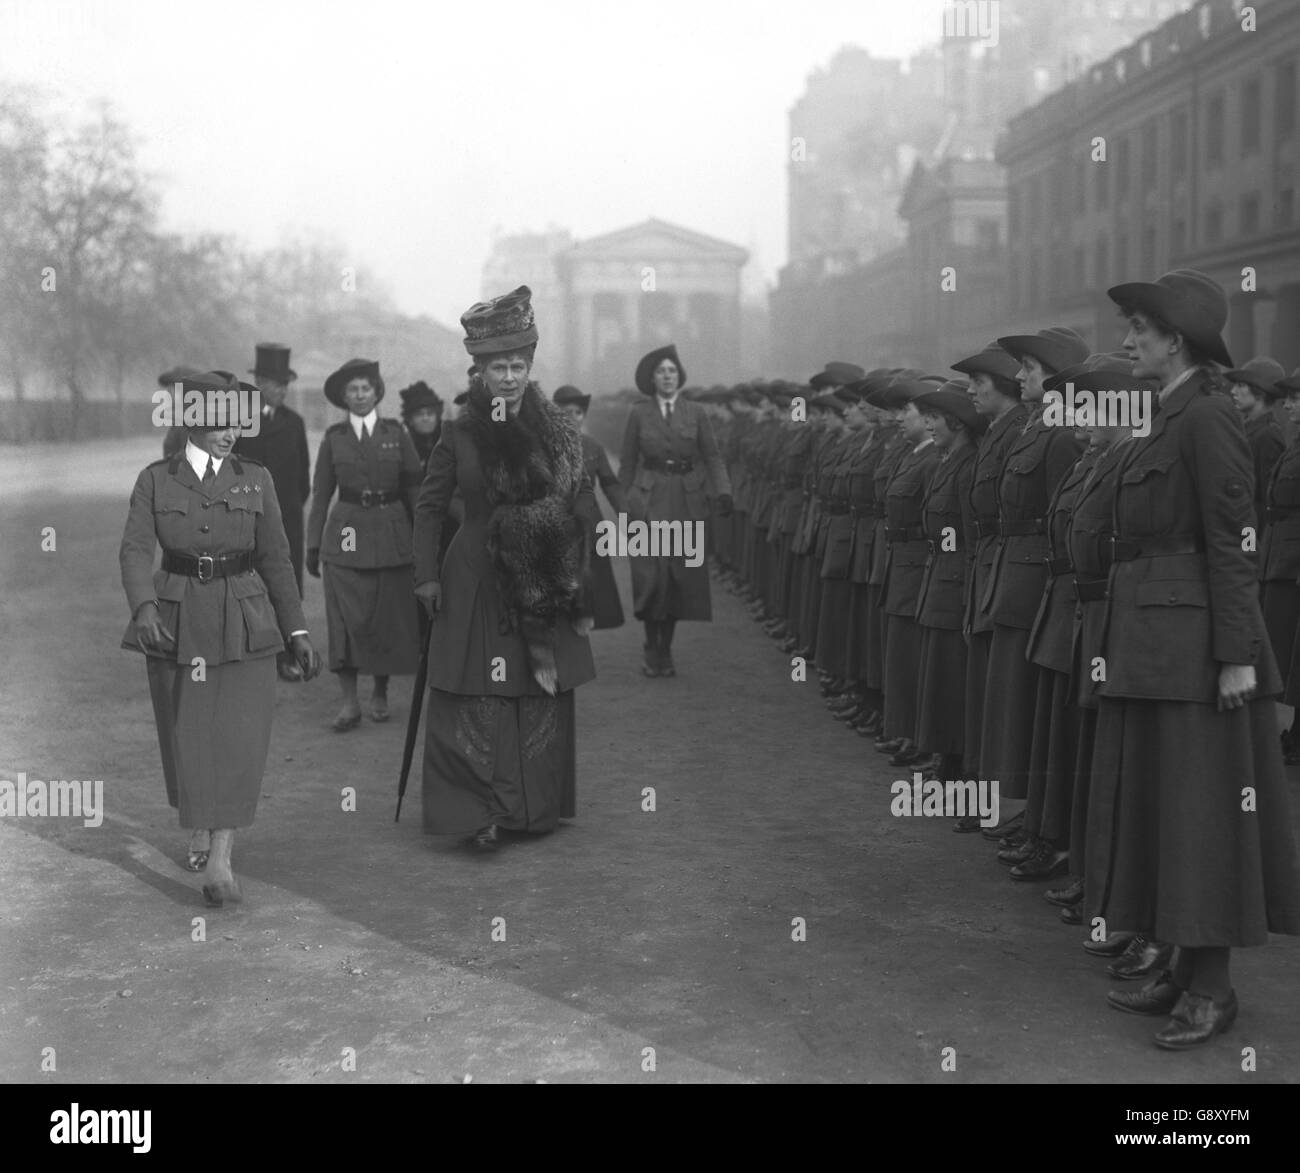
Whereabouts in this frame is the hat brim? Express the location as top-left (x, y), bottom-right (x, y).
top-left (324, 363), bottom-right (384, 410)
top-left (1107, 282), bottom-right (1233, 368)
top-left (635, 346), bottom-right (686, 396)
top-left (1223, 370), bottom-right (1283, 398)
top-left (951, 353), bottom-right (1022, 383)
top-left (250, 367), bottom-right (297, 381)
top-left (463, 325), bottom-right (539, 357)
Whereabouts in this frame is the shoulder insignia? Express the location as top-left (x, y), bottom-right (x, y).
top-left (326, 421), bottom-right (348, 434)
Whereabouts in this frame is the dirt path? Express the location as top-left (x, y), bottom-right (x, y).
top-left (1, 435), bottom-right (1297, 1083)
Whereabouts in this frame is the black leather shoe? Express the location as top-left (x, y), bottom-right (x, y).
top-left (1107, 971), bottom-right (1181, 1016)
top-left (1059, 903), bottom-right (1082, 925)
top-left (1010, 842), bottom-right (1069, 880)
top-left (466, 825), bottom-right (500, 852)
top-left (953, 815), bottom-right (983, 833)
top-left (1108, 936), bottom-right (1174, 980)
top-left (1082, 929), bottom-right (1138, 957)
top-left (1153, 990), bottom-right (1238, 1050)
top-left (981, 811), bottom-right (1024, 841)
top-left (1045, 876), bottom-right (1085, 907)
top-left (888, 743), bottom-right (928, 768)
top-left (827, 694), bottom-right (859, 711)
top-left (997, 835), bottom-right (1040, 866)
top-left (856, 710), bottom-right (883, 736)
top-left (834, 705), bottom-right (865, 724)
top-left (874, 736), bottom-right (904, 755)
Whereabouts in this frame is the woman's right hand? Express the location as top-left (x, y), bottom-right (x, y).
top-left (133, 602), bottom-right (174, 654)
top-left (415, 581), bottom-right (441, 620)
top-left (306, 548), bottom-right (321, 578)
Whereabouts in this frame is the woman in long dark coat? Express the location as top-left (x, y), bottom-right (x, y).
top-left (618, 345), bottom-right (732, 676)
top-left (121, 371), bottom-right (322, 905)
top-left (413, 285), bottom-right (597, 852)
top-left (554, 384), bottom-right (625, 629)
top-left (307, 359), bottom-right (423, 730)
top-left (1090, 269), bottom-right (1300, 1048)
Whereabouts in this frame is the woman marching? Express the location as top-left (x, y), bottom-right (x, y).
top-left (306, 359), bottom-right (424, 730)
top-left (413, 286), bottom-right (597, 852)
top-left (554, 384), bottom-right (626, 630)
top-left (618, 345), bottom-right (733, 676)
top-left (1089, 269), bottom-right (1300, 1047)
top-left (120, 371), bottom-right (322, 905)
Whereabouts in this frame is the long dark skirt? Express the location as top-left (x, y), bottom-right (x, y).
top-left (786, 554), bottom-right (808, 641)
top-left (1025, 668), bottom-right (1078, 844)
top-left (1084, 696), bottom-right (1300, 946)
top-left (800, 555), bottom-right (824, 654)
top-left (915, 626), bottom-right (966, 756)
top-left (1261, 580), bottom-right (1300, 685)
top-left (146, 655), bottom-right (275, 829)
top-left (815, 577), bottom-right (854, 677)
top-left (1068, 705), bottom-right (1098, 869)
top-left (964, 630), bottom-right (991, 777)
top-left (980, 625), bottom-right (1039, 800)
top-left (421, 687), bottom-right (577, 836)
top-left (589, 546), bottom-right (625, 630)
top-left (843, 584), bottom-right (870, 681)
top-left (323, 563), bottom-right (420, 675)
top-left (883, 615), bottom-right (923, 741)
top-left (862, 584), bottom-right (886, 690)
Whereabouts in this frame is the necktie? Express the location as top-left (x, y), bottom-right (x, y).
top-left (360, 422), bottom-right (370, 446)
top-left (664, 401), bottom-right (673, 427)
top-left (202, 458), bottom-right (215, 484)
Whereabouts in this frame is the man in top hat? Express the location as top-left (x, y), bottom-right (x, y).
top-left (235, 344), bottom-right (311, 681)
top-left (1225, 357), bottom-right (1288, 535)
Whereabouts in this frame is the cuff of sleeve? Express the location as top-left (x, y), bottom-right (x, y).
top-left (288, 629), bottom-right (308, 638)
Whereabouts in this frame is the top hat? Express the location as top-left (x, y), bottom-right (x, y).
top-left (158, 364), bottom-right (203, 389)
top-left (324, 358), bottom-right (383, 410)
top-left (460, 285), bottom-right (538, 357)
top-left (808, 361), bottom-right (866, 390)
top-left (553, 384), bottom-right (592, 411)
top-left (996, 327), bottom-right (1090, 376)
top-left (636, 345), bottom-right (686, 396)
top-left (399, 380), bottom-right (441, 419)
top-left (1224, 356), bottom-right (1287, 400)
top-left (1107, 269), bottom-right (1232, 368)
top-left (952, 342), bottom-right (1023, 386)
top-left (250, 343), bottom-right (296, 383)
top-left (914, 382), bottom-right (989, 436)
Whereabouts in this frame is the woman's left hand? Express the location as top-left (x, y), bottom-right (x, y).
top-left (290, 634), bottom-right (323, 681)
top-left (571, 616), bottom-right (595, 637)
top-left (1217, 663), bottom-right (1256, 712)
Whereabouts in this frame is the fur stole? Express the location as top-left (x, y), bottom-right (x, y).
top-left (458, 382), bottom-right (591, 692)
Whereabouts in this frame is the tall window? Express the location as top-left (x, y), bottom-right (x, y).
top-left (1206, 202), bottom-right (1224, 244)
top-left (1240, 193), bottom-right (1261, 237)
top-left (1094, 157), bottom-right (1109, 209)
top-left (1241, 76), bottom-right (1262, 155)
top-left (1279, 60), bottom-right (1297, 139)
top-left (1117, 135), bottom-right (1131, 198)
top-left (1094, 236), bottom-right (1109, 287)
top-left (1171, 108), bottom-right (1189, 177)
top-left (1206, 91), bottom-right (1225, 168)
top-left (1141, 119), bottom-right (1157, 187)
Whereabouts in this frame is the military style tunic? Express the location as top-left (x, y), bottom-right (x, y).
top-left (1258, 434), bottom-right (1300, 701)
top-left (119, 451), bottom-right (306, 829)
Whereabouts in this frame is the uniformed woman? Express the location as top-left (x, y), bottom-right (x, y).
top-left (1091, 269), bottom-right (1300, 1047)
top-left (618, 345), bottom-right (732, 676)
top-left (120, 371), bottom-right (322, 905)
top-left (306, 359), bottom-right (424, 730)
top-left (554, 383), bottom-right (626, 630)
top-left (413, 285), bottom-right (597, 851)
top-left (1276, 367), bottom-right (1300, 757)
top-left (1226, 357), bottom-right (1287, 535)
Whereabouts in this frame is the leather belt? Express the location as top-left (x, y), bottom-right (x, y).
top-left (886, 525), bottom-right (926, 543)
top-left (869, 503), bottom-right (887, 518)
top-left (973, 517), bottom-right (998, 539)
top-left (339, 487), bottom-right (401, 507)
top-left (1109, 534), bottom-right (1205, 561)
top-left (645, 457), bottom-right (694, 474)
top-left (162, 549), bottom-right (255, 582)
top-left (1266, 506), bottom-right (1300, 523)
top-left (1073, 578), bottom-right (1108, 603)
top-left (999, 518), bottom-right (1046, 537)
top-left (1046, 557), bottom-right (1072, 575)
top-left (928, 537), bottom-right (960, 554)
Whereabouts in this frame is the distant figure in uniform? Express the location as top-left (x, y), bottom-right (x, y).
top-left (618, 345), bottom-right (732, 676)
top-left (306, 359), bottom-right (423, 730)
top-left (1226, 356), bottom-right (1287, 536)
top-left (1091, 269), bottom-right (1300, 1048)
top-left (401, 380), bottom-right (446, 469)
top-left (234, 343), bottom-right (311, 681)
top-left (555, 384), bottom-right (626, 630)
top-left (120, 371), bottom-right (321, 906)
top-left (158, 365), bottom-right (203, 459)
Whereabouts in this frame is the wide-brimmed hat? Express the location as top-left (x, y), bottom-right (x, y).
top-left (996, 327), bottom-right (1090, 376)
top-left (1224, 356), bottom-right (1287, 399)
top-left (808, 361), bottom-right (866, 390)
top-left (1042, 350), bottom-right (1131, 393)
top-left (157, 364), bottom-right (203, 389)
top-left (915, 382), bottom-right (989, 436)
top-left (952, 342), bottom-right (1024, 384)
top-left (174, 370), bottom-right (247, 429)
top-left (460, 285), bottom-right (538, 357)
top-left (324, 358), bottom-right (383, 410)
top-left (399, 381), bottom-right (442, 419)
top-left (636, 345), bottom-right (686, 396)
top-left (1107, 268), bottom-right (1232, 368)
top-left (1069, 354), bottom-right (1155, 395)
top-left (1276, 366), bottom-right (1300, 395)
top-left (250, 343), bottom-right (296, 383)
top-left (553, 384), bottom-right (592, 411)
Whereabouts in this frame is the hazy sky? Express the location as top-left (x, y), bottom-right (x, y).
top-left (0, 0), bottom-right (950, 325)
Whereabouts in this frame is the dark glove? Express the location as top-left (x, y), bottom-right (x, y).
top-left (306, 548), bottom-right (321, 578)
top-left (717, 493), bottom-right (734, 517)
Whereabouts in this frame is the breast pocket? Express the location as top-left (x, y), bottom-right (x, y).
top-left (1120, 453), bottom-right (1178, 528)
top-left (223, 491), bottom-right (264, 547)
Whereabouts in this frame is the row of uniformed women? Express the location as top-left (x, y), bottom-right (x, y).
top-left (711, 267), bottom-right (1300, 1050)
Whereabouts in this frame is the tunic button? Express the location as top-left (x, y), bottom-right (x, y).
top-left (1168, 593), bottom-right (1177, 603)
top-left (200, 525), bottom-right (210, 534)
top-left (201, 501), bottom-right (211, 509)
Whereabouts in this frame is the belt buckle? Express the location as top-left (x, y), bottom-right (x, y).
top-left (360, 489), bottom-right (375, 507)
top-left (196, 554), bottom-right (215, 583)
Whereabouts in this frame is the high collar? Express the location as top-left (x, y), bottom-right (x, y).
top-left (349, 408), bottom-right (378, 439)
top-left (184, 438), bottom-right (223, 481)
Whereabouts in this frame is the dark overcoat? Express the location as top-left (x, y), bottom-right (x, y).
top-left (964, 404), bottom-right (1028, 633)
top-left (235, 404), bottom-right (311, 592)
